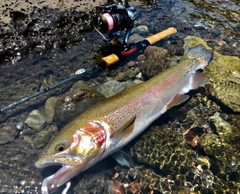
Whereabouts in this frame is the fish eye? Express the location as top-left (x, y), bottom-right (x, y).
top-left (55, 143), bottom-right (66, 152)
top-left (54, 140), bottom-right (70, 152)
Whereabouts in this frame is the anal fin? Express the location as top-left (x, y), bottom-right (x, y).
top-left (167, 94), bottom-right (189, 109)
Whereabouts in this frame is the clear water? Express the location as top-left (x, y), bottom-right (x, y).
top-left (0, 0), bottom-right (239, 193)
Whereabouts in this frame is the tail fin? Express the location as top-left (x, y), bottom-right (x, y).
top-left (187, 44), bottom-right (214, 64)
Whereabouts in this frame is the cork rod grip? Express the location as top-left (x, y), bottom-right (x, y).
top-left (145, 27), bottom-right (177, 45)
top-left (102, 54), bottom-right (119, 67)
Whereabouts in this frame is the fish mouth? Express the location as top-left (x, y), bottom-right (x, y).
top-left (41, 162), bottom-right (89, 192)
top-left (41, 164), bottom-right (75, 192)
top-left (35, 154), bottom-right (82, 168)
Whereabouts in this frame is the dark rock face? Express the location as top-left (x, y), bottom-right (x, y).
top-left (0, 0), bottom-right (123, 65)
top-left (0, 8), bottom-right (92, 64)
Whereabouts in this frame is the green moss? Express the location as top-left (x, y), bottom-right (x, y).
top-left (184, 36), bottom-right (240, 112)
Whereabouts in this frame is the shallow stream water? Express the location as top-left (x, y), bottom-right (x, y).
top-left (0, 0), bottom-right (239, 193)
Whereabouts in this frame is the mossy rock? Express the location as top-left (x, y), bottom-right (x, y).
top-left (183, 36), bottom-right (240, 112)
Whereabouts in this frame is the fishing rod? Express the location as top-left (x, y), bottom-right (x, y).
top-left (0, 27), bottom-right (177, 113)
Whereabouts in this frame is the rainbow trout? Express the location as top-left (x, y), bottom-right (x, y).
top-left (36, 44), bottom-right (213, 193)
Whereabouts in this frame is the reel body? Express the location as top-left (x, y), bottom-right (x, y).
top-left (92, 4), bottom-right (139, 50)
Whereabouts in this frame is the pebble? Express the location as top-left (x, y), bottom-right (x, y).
top-left (34, 130), bottom-right (51, 149)
top-left (137, 54), bottom-right (146, 62)
top-left (132, 25), bottom-right (150, 36)
top-left (45, 96), bottom-right (58, 124)
top-left (135, 72), bottom-right (142, 79)
top-left (127, 61), bottom-right (136, 67)
top-left (97, 80), bottom-right (127, 98)
top-left (128, 34), bottom-right (145, 44)
top-left (114, 69), bottom-right (139, 81)
top-left (126, 182), bottom-right (142, 194)
top-left (25, 110), bottom-right (46, 133)
top-left (16, 122), bottom-right (24, 130)
top-left (20, 128), bottom-right (36, 136)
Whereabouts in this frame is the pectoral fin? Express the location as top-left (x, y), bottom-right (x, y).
top-left (111, 150), bottom-right (134, 168)
top-left (167, 94), bottom-right (189, 109)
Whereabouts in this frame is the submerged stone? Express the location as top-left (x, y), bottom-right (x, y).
top-left (0, 124), bottom-right (19, 144)
top-left (34, 130), bottom-right (51, 149)
top-left (139, 46), bottom-right (171, 79)
top-left (184, 36), bottom-right (240, 112)
top-left (114, 69), bottom-right (139, 81)
top-left (209, 112), bottom-right (232, 143)
top-left (0, 0), bottom-right (110, 64)
top-left (45, 96), bottom-right (58, 124)
top-left (54, 81), bottom-right (105, 127)
top-left (130, 126), bottom-right (196, 175)
top-left (25, 110), bottom-right (46, 132)
top-left (97, 80), bottom-right (127, 98)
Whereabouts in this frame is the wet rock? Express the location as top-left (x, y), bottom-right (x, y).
top-left (136, 54), bottom-right (146, 62)
top-left (34, 130), bottom-right (51, 149)
top-left (127, 61), bottom-right (136, 67)
top-left (129, 34), bottom-right (145, 44)
top-left (200, 133), bottom-right (222, 155)
top-left (39, 72), bottom-right (55, 90)
top-left (45, 96), bottom-right (58, 124)
top-left (5, 138), bottom-right (35, 154)
top-left (209, 112), bottom-right (232, 144)
top-left (105, 180), bottom-right (125, 194)
top-left (20, 128), bottom-right (36, 136)
top-left (135, 72), bottom-right (142, 79)
top-left (126, 182), bottom-right (142, 194)
top-left (16, 122), bottom-right (24, 130)
top-left (183, 129), bottom-right (200, 148)
top-left (25, 110), bottom-right (46, 132)
top-left (139, 169), bottom-right (174, 193)
top-left (130, 126), bottom-right (196, 175)
top-left (0, 0), bottom-right (109, 64)
top-left (54, 81), bottom-right (105, 127)
top-left (0, 124), bottom-right (19, 144)
top-left (199, 128), bottom-right (240, 182)
top-left (183, 111), bottom-right (210, 148)
top-left (132, 25), bottom-right (150, 36)
top-left (139, 46), bottom-right (171, 79)
top-left (97, 80), bottom-right (127, 98)
top-left (114, 69), bottom-right (140, 81)
top-left (183, 36), bottom-right (240, 112)
top-left (73, 172), bottom-right (106, 194)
